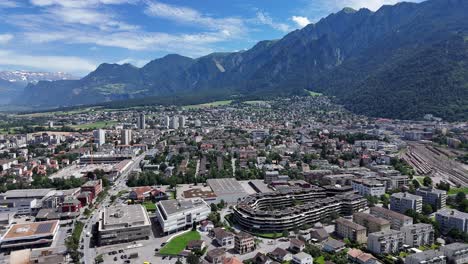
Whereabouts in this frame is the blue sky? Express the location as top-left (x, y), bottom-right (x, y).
top-left (0, 0), bottom-right (421, 76)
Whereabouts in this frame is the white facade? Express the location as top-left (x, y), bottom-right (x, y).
top-left (292, 252), bottom-right (313, 264)
top-left (93, 129), bottom-right (106, 146)
top-left (352, 179), bottom-right (386, 197)
top-left (156, 199), bottom-right (211, 234)
top-left (121, 129), bottom-right (132, 145)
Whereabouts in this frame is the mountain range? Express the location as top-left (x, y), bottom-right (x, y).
top-left (0, 71), bottom-right (75, 105)
top-left (13, 0), bottom-right (468, 121)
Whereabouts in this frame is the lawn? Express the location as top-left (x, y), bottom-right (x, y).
top-left (448, 187), bottom-right (468, 195)
top-left (184, 100), bottom-right (232, 109)
top-left (159, 231), bottom-right (201, 255)
top-left (253, 232), bottom-right (284, 239)
top-left (304, 89), bottom-right (323, 97)
top-left (314, 256), bottom-right (325, 264)
top-left (142, 201), bottom-right (156, 212)
top-left (243, 100), bottom-right (270, 105)
top-left (71, 121), bottom-right (118, 129)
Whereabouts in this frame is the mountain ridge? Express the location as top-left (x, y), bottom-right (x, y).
top-left (14, 0), bottom-right (468, 121)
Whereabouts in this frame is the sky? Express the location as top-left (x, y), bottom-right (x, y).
top-left (0, 0), bottom-right (422, 76)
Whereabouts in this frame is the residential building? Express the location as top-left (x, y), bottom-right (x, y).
top-left (156, 198), bottom-right (211, 234)
top-left (292, 252), bottom-right (313, 264)
top-left (367, 230), bottom-right (404, 255)
top-left (390, 192), bottom-right (423, 214)
top-left (309, 228), bottom-right (329, 242)
top-left (93, 129), bottom-right (106, 146)
top-left (97, 204), bottom-right (151, 246)
top-left (400, 224), bottom-right (434, 247)
top-left (369, 206), bottom-right (413, 230)
top-left (441, 243), bottom-right (468, 264)
top-left (352, 179), bottom-right (386, 197)
top-left (270, 247), bottom-right (292, 262)
top-left (211, 228), bottom-right (234, 249)
top-left (435, 209), bottom-right (468, 234)
top-left (234, 231), bottom-right (255, 254)
top-left (416, 187), bottom-right (447, 210)
top-left (289, 238), bottom-right (306, 253)
top-left (335, 218), bottom-right (367, 244)
top-left (187, 240), bottom-right (205, 251)
top-left (405, 250), bottom-right (446, 264)
top-left (205, 248), bottom-right (226, 264)
top-left (138, 113), bottom-right (145, 129)
top-left (353, 212), bottom-right (391, 234)
top-left (121, 129), bottom-right (132, 145)
top-left (323, 238), bottom-right (346, 253)
top-left (347, 248), bottom-right (381, 264)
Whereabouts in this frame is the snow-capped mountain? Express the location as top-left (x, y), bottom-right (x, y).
top-left (0, 70), bottom-right (76, 83)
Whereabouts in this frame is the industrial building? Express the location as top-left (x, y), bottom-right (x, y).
top-left (0, 220), bottom-right (59, 251)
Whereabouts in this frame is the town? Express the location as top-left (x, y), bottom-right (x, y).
top-left (0, 97), bottom-right (466, 264)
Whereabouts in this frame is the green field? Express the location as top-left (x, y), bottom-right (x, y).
top-left (253, 232), bottom-right (284, 239)
top-left (142, 201), bottom-right (156, 212)
top-left (448, 187), bottom-right (468, 195)
top-left (71, 121), bottom-right (118, 129)
top-left (159, 231), bottom-right (201, 255)
top-left (184, 100), bottom-right (232, 109)
top-left (243, 100), bottom-right (270, 105)
top-left (304, 89), bottom-right (323, 97)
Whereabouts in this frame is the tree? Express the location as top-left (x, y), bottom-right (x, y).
top-left (175, 259), bottom-right (183, 264)
top-left (456, 192), bottom-right (466, 204)
top-left (210, 203), bottom-right (218, 212)
top-left (412, 179), bottom-right (421, 189)
top-left (423, 176), bottom-right (432, 187)
top-left (282, 230), bottom-right (289, 238)
top-left (187, 253), bottom-right (200, 264)
top-left (422, 204), bottom-right (433, 215)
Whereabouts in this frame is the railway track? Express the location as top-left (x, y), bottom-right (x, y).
top-left (403, 142), bottom-right (468, 187)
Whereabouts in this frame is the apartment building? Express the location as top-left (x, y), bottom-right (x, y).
top-left (405, 250), bottom-right (446, 264)
top-left (351, 179), bottom-right (386, 197)
top-left (335, 218), bottom-right (367, 244)
top-left (156, 198), bottom-right (211, 235)
top-left (367, 229), bottom-right (404, 255)
top-left (353, 212), bottom-right (391, 234)
top-left (390, 192), bottom-right (422, 214)
top-left (442, 243), bottom-right (468, 264)
top-left (416, 187), bottom-right (447, 210)
top-left (400, 223), bottom-right (434, 247)
top-left (234, 231), bottom-right (255, 254)
top-left (435, 209), bottom-right (468, 234)
top-left (369, 206), bottom-right (413, 230)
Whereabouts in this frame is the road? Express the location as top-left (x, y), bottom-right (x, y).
top-left (79, 151), bottom-right (147, 264)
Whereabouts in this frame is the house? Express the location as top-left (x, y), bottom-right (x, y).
top-left (348, 248), bottom-right (382, 264)
top-left (205, 248), bottom-right (226, 264)
top-left (310, 228), bottom-right (329, 242)
top-left (270, 247), bottom-right (292, 262)
top-left (200, 220), bottom-right (214, 232)
top-left (187, 240), bottom-right (205, 251)
top-left (253, 252), bottom-right (273, 264)
top-left (292, 252), bottom-right (313, 264)
top-left (289, 238), bottom-right (306, 253)
top-left (234, 231), bottom-right (255, 254)
top-left (211, 228), bottom-right (234, 249)
top-left (323, 238), bottom-right (346, 253)
top-left (223, 257), bottom-right (243, 264)
top-left (128, 186), bottom-right (167, 202)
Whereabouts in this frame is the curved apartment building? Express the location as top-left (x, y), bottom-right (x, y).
top-left (233, 186), bottom-right (367, 232)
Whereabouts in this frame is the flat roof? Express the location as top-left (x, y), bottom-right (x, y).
top-left (159, 199), bottom-right (208, 216)
top-left (101, 204), bottom-right (150, 230)
top-left (2, 220), bottom-right (59, 240)
top-left (0, 189), bottom-right (54, 199)
top-left (183, 189), bottom-right (217, 199)
top-left (207, 178), bottom-right (248, 196)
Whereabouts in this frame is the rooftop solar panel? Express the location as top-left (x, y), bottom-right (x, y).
top-left (36, 222), bottom-right (53, 234)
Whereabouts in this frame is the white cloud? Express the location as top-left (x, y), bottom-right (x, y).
top-left (116, 58), bottom-right (149, 67)
top-left (256, 11), bottom-right (290, 32)
top-left (291, 16), bottom-right (311, 28)
top-left (144, 1), bottom-right (246, 37)
top-left (0, 1), bottom-right (19, 8)
top-left (0, 34), bottom-right (14, 44)
top-left (0, 49), bottom-right (97, 74)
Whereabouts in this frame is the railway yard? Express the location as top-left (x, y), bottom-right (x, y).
top-left (403, 142), bottom-right (468, 187)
